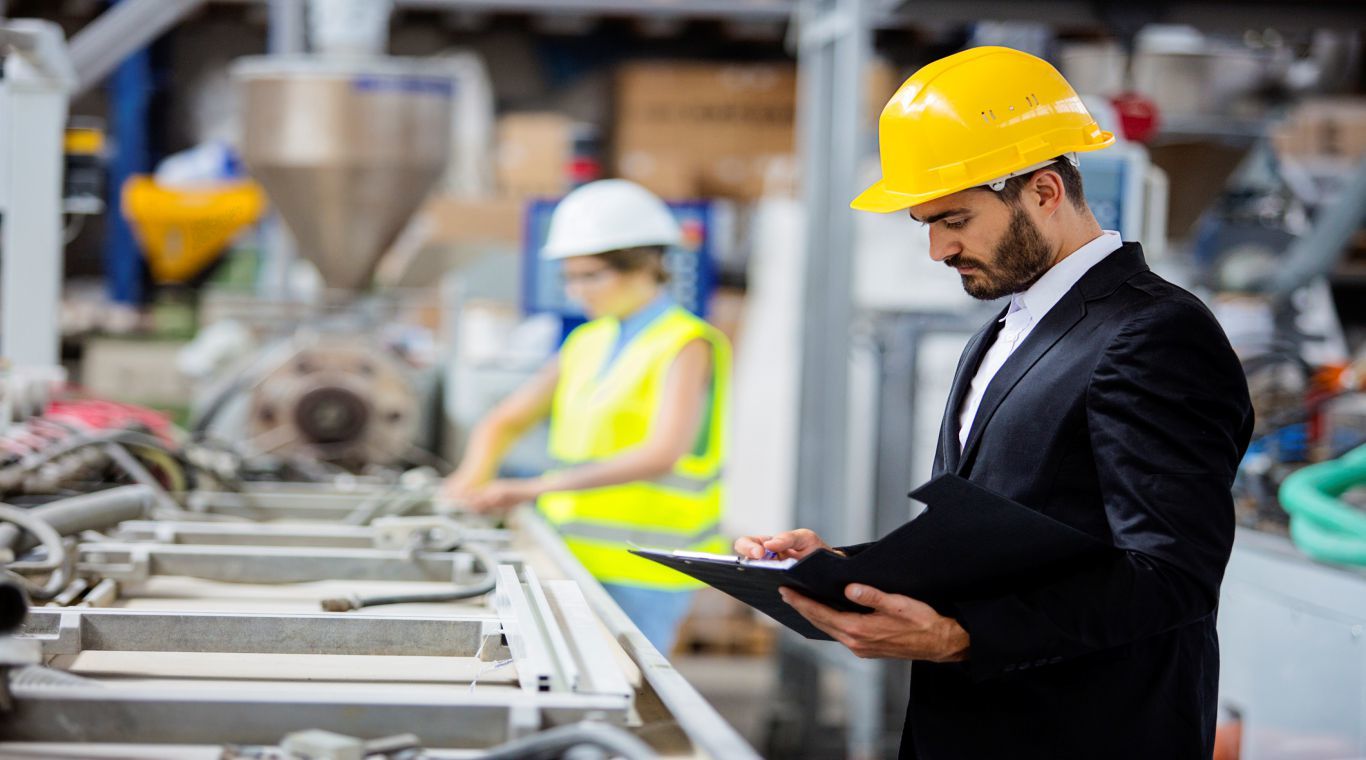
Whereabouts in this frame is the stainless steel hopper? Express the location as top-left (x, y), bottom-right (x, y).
top-left (233, 56), bottom-right (453, 294)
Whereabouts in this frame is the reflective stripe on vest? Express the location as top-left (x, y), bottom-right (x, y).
top-left (542, 306), bottom-right (731, 590)
top-left (555, 520), bottom-right (722, 550)
top-left (551, 459), bottom-right (722, 495)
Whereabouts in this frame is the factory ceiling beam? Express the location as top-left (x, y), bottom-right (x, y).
top-left (68, 0), bottom-right (208, 97)
top-left (875, 0), bottom-right (1366, 32)
top-left (352, 0), bottom-right (799, 22)
top-left (214, 0), bottom-right (1366, 29)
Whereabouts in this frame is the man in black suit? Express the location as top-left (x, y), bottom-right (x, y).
top-left (736, 47), bottom-right (1253, 758)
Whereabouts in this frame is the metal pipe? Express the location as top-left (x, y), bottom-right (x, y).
top-left (267, 0), bottom-right (306, 55)
top-left (68, 0), bottom-right (208, 97)
top-left (1269, 160), bottom-right (1366, 301)
top-left (0, 485), bottom-right (153, 554)
top-left (0, 503), bottom-right (68, 599)
top-left (101, 443), bottom-right (185, 518)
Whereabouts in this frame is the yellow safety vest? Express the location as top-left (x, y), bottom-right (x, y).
top-left (539, 306), bottom-right (730, 589)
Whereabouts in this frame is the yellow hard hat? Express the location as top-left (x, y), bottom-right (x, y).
top-left (851, 46), bottom-right (1114, 213)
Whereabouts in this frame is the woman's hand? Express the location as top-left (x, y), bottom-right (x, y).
top-left (439, 469), bottom-right (489, 507)
top-left (464, 478), bottom-right (545, 513)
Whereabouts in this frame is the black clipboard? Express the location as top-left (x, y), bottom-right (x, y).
top-left (631, 474), bottom-right (1110, 640)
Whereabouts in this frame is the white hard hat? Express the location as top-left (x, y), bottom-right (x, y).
top-left (541, 179), bottom-right (683, 260)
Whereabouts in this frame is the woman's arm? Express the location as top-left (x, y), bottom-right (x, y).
top-left (442, 358), bottom-right (559, 501)
top-left (465, 339), bottom-right (713, 511)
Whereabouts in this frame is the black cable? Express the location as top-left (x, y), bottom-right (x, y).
top-left (321, 542), bottom-right (498, 612)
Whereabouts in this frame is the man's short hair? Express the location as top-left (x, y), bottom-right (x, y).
top-left (992, 156), bottom-right (1088, 211)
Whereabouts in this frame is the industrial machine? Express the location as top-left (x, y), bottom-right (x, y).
top-left (0, 475), bottom-right (759, 758)
top-left (187, 53), bottom-right (455, 472)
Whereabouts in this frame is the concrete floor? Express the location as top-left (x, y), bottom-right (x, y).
top-left (672, 653), bottom-right (777, 753)
top-left (674, 651), bottom-right (872, 759)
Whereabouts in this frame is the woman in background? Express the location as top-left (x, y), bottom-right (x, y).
top-left (443, 179), bottom-right (730, 655)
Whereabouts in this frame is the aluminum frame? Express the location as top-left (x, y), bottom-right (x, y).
top-left (3, 683), bottom-right (626, 746)
top-left (8, 563), bottom-right (635, 748)
top-left (110, 519), bottom-right (510, 549)
top-left (21, 607), bottom-right (490, 658)
top-left (74, 541), bottom-right (508, 585)
top-left (1, 478), bottom-right (759, 757)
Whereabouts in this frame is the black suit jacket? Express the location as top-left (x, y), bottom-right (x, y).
top-left (854, 244), bottom-right (1253, 759)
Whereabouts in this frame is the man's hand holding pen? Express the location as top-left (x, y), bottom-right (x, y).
top-left (733, 530), bottom-right (971, 663)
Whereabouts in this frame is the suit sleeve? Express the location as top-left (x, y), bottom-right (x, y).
top-left (952, 299), bottom-right (1253, 680)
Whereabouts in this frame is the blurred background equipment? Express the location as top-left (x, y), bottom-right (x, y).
top-left (184, 29), bottom-right (455, 472)
top-left (1, 0), bottom-right (1365, 756)
top-left (123, 174), bottom-right (267, 285)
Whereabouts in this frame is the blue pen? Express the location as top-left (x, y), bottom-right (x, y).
top-left (762, 550), bottom-right (779, 560)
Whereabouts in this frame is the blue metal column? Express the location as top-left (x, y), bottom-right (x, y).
top-left (103, 2), bottom-right (152, 306)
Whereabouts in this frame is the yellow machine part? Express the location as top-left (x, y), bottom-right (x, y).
top-left (122, 175), bottom-right (267, 284)
top-left (64, 126), bottom-right (105, 155)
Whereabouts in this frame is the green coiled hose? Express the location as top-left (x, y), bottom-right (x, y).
top-left (1279, 444), bottom-right (1366, 565)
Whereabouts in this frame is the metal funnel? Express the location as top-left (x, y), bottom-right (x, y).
top-left (233, 57), bottom-right (453, 293)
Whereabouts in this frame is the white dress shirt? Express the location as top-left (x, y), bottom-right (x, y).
top-left (957, 231), bottom-right (1123, 451)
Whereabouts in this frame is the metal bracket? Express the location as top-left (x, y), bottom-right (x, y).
top-left (494, 565), bottom-right (562, 694)
top-left (0, 636), bottom-right (42, 667)
top-left (79, 544), bottom-right (152, 584)
top-left (478, 621), bottom-right (511, 661)
top-left (370, 515), bottom-right (464, 551)
top-left (14, 611), bottom-right (82, 657)
top-left (506, 704), bottom-right (541, 741)
top-left (543, 580), bottom-right (632, 701)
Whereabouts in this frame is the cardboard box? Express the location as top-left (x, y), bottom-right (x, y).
top-left (613, 62), bottom-right (798, 200)
top-left (1272, 97), bottom-right (1366, 162)
top-left (375, 194), bottom-right (525, 288)
top-left (495, 112), bottom-right (575, 198)
top-left (418, 194), bottom-right (525, 246)
top-left (613, 59), bottom-right (900, 201)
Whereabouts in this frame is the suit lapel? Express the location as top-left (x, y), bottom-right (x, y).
top-left (938, 313), bottom-right (1004, 475)
top-left (954, 242), bottom-right (1151, 474)
top-left (957, 293), bottom-right (1086, 473)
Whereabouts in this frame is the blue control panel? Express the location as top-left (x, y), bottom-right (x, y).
top-left (1077, 147), bottom-right (1146, 241)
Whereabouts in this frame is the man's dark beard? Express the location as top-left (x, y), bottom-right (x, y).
top-left (947, 206), bottom-right (1053, 301)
